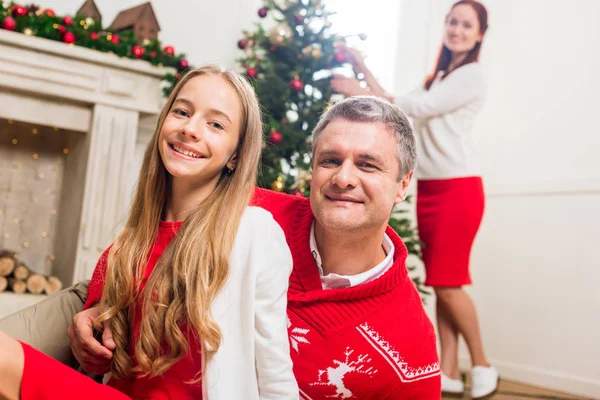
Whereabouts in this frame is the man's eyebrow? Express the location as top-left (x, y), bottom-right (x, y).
top-left (357, 153), bottom-right (384, 164)
top-left (317, 149), bottom-right (341, 157)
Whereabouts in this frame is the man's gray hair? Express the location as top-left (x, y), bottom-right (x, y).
top-left (311, 96), bottom-right (417, 177)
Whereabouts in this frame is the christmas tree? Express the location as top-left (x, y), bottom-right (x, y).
top-left (237, 0), bottom-right (429, 300)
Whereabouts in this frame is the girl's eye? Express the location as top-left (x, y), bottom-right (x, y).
top-left (210, 122), bottom-right (225, 130)
top-left (173, 109), bottom-right (189, 117)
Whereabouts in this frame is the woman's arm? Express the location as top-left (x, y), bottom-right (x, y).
top-left (394, 63), bottom-right (485, 118)
top-left (253, 217), bottom-right (299, 399)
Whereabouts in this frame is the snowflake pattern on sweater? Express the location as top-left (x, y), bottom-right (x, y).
top-left (289, 312), bottom-right (440, 400)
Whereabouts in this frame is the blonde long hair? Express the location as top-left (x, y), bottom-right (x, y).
top-left (97, 65), bottom-right (263, 380)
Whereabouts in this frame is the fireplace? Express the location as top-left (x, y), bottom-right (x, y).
top-left (0, 29), bottom-right (165, 286)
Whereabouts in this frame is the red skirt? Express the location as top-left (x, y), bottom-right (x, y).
top-left (416, 177), bottom-right (484, 287)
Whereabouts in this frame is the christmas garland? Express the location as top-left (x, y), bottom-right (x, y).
top-left (0, 2), bottom-right (190, 97)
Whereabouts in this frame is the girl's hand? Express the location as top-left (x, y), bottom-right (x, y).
top-left (331, 77), bottom-right (369, 97)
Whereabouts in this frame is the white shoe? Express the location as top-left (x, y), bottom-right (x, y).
top-left (441, 371), bottom-right (464, 395)
top-left (471, 365), bottom-right (499, 399)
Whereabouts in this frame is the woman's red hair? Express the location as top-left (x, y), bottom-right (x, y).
top-left (424, 0), bottom-right (488, 90)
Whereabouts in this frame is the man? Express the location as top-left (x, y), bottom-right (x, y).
top-left (3, 96), bottom-right (441, 398)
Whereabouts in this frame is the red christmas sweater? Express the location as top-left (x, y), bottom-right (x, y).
top-left (251, 189), bottom-right (441, 400)
top-left (85, 220), bottom-right (202, 399)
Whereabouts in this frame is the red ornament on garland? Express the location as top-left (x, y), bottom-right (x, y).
top-left (246, 67), bottom-right (257, 79)
top-left (177, 58), bottom-right (189, 71)
top-left (62, 32), bottom-right (76, 44)
top-left (150, 51), bottom-right (157, 58)
top-left (57, 25), bottom-right (66, 34)
top-left (290, 77), bottom-right (303, 92)
top-left (111, 34), bottom-right (120, 44)
top-left (90, 31), bottom-right (99, 40)
top-left (164, 45), bottom-right (175, 55)
top-left (269, 130), bottom-right (283, 145)
top-left (2, 17), bottom-right (16, 31)
top-left (175, 73), bottom-right (181, 79)
top-left (237, 39), bottom-right (247, 49)
top-left (132, 45), bottom-right (144, 58)
top-left (12, 5), bottom-right (27, 17)
top-left (258, 7), bottom-right (268, 18)
top-left (334, 50), bottom-right (347, 63)
top-left (62, 16), bottom-right (73, 25)
top-left (44, 9), bottom-right (55, 17)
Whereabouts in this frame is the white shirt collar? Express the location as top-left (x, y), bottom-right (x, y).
top-left (310, 221), bottom-right (395, 290)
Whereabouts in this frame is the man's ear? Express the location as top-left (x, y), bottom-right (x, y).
top-left (395, 170), bottom-right (414, 204)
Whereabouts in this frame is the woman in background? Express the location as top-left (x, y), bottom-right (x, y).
top-left (331, 1), bottom-right (497, 398)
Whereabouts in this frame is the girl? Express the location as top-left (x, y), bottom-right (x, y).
top-left (330, 1), bottom-right (497, 398)
top-left (0, 65), bottom-right (298, 399)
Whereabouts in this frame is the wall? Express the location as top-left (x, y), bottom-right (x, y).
top-left (393, 0), bottom-right (600, 398)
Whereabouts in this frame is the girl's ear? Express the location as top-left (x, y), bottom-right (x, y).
top-left (226, 152), bottom-right (238, 172)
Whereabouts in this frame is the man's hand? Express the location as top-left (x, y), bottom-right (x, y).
top-left (67, 305), bottom-right (115, 375)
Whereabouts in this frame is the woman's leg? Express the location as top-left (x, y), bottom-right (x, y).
top-left (0, 330), bottom-right (24, 400)
top-left (434, 287), bottom-right (489, 367)
top-left (436, 296), bottom-right (461, 378)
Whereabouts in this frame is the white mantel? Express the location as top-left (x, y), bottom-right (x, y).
top-left (0, 29), bottom-right (166, 285)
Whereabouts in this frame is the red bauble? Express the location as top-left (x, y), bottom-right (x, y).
top-left (90, 31), bottom-right (99, 40)
top-left (164, 45), bottom-right (175, 55)
top-left (62, 16), bottom-right (73, 25)
top-left (296, 54), bottom-right (302, 60)
top-left (111, 34), bottom-right (120, 44)
top-left (246, 67), bottom-right (257, 78)
top-left (177, 58), bottom-right (189, 71)
top-left (57, 25), bottom-right (66, 34)
top-left (269, 131), bottom-right (283, 144)
top-left (294, 14), bottom-right (304, 25)
top-left (290, 78), bottom-right (303, 92)
top-left (12, 5), bottom-right (27, 17)
top-left (334, 50), bottom-right (347, 63)
top-left (150, 51), bottom-right (157, 58)
top-left (44, 9), bottom-right (55, 17)
top-left (258, 7), bottom-right (268, 18)
top-left (132, 45), bottom-right (144, 58)
top-left (62, 32), bottom-right (76, 44)
top-left (2, 17), bottom-right (16, 31)
top-left (237, 39), bottom-right (247, 49)
top-left (175, 73), bottom-right (181, 79)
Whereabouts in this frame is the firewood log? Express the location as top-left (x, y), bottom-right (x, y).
top-left (0, 256), bottom-right (15, 277)
top-left (26, 274), bottom-right (47, 294)
top-left (0, 276), bottom-right (7, 292)
top-left (8, 278), bottom-right (27, 294)
top-left (13, 264), bottom-right (30, 281)
top-left (44, 276), bottom-right (63, 295)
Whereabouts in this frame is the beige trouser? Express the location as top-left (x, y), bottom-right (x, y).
top-left (0, 281), bottom-right (89, 369)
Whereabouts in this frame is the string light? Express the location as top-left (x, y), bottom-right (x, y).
top-left (49, 255), bottom-right (56, 261)
top-left (42, 232), bottom-right (48, 238)
top-left (63, 148), bottom-right (69, 154)
top-left (12, 139), bottom-right (17, 144)
top-left (32, 128), bottom-right (38, 135)
top-left (23, 242), bottom-right (29, 248)
top-left (33, 153), bottom-right (39, 160)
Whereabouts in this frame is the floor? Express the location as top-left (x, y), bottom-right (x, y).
top-left (442, 378), bottom-right (587, 400)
